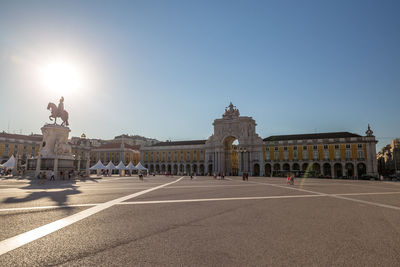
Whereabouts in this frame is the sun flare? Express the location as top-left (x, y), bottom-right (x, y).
top-left (41, 61), bottom-right (83, 94)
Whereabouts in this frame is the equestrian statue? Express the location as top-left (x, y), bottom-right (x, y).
top-left (47, 96), bottom-right (69, 126)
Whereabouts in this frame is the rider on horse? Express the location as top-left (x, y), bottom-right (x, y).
top-left (58, 96), bottom-right (64, 117)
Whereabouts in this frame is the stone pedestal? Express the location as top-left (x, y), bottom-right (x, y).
top-left (35, 124), bottom-right (74, 177)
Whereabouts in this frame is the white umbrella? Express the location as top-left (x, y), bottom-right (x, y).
top-left (2, 155), bottom-right (16, 168)
top-left (89, 160), bottom-right (106, 170)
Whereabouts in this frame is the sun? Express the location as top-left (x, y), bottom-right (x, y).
top-left (41, 61), bottom-right (83, 94)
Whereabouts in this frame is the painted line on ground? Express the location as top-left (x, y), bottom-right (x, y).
top-left (0, 176), bottom-right (184, 256)
top-left (250, 180), bottom-right (400, 212)
top-left (2, 191), bottom-right (400, 213)
top-left (119, 194), bottom-right (323, 205)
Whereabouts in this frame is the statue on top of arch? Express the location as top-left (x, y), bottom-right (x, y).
top-left (223, 102), bottom-right (240, 119)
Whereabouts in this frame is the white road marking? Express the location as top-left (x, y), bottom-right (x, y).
top-left (250, 180), bottom-right (400, 212)
top-left (0, 176), bottom-right (184, 256)
top-left (1, 191), bottom-right (400, 213)
top-left (119, 194), bottom-right (323, 205)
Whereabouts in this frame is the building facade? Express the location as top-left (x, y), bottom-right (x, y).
top-left (90, 142), bottom-right (140, 166)
top-left (377, 139), bottom-right (400, 176)
top-left (0, 132), bottom-right (42, 165)
top-left (141, 104), bottom-right (378, 178)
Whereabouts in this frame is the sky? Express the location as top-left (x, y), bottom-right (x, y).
top-left (0, 0), bottom-right (399, 150)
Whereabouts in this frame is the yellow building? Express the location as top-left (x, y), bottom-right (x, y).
top-left (0, 132), bottom-right (42, 165)
top-left (90, 142), bottom-right (140, 166)
top-left (263, 131), bottom-right (377, 178)
top-left (141, 140), bottom-right (206, 175)
top-left (141, 104), bottom-right (378, 178)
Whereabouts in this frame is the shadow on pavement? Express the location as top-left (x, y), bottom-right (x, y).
top-left (2, 179), bottom-right (82, 212)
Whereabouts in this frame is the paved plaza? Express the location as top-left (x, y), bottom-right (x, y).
top-left (1, 175), bottom-right (400, 266)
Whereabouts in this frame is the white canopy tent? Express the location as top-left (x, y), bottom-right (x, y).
top-left (126, 162), bottom-right (137, 171)
top-left (106, 161), bottom-right (117, 176)
top-left (106, 161), bottom-right (117, 170)
top-left (116, 161), bottom-right (126, 176)
top-left (116, 161), bottom-right (126, 170)
top-left (2, 155), bottom-right (16, 169)
top-left (135, 162), bottom-right (148, 171)
top-left (89, 160), bottom-right (107, 176)
top-left (90, 160), bottom-right (106, 170)
top-left (126, 162), bottom-right (137, 176)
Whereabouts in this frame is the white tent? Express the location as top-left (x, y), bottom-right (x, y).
top-left (126, 162), bottom-right (137, 171)
top-left (135, 162), bottom-right (148, 171)
top-left (116, 161), bottom-right (126, 176)
top-left (2, 155), bottom-right (16, 168)
top-left (116, 161), bottom-right (126, 170)
top-left (89, 160), bottom-right (106, 170)
top-left (106, 161), bottom-right (117, 170)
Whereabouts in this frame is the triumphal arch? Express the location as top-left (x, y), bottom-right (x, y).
top-left (205, 103), bottom-right (264, 176)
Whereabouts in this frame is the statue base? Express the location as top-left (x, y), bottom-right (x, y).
top-left (33, 124), bottom-right (75, 177)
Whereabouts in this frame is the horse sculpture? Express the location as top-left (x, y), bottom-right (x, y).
top-left (47, 102), bottom-right (69, 126)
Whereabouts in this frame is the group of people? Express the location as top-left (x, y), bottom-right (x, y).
top-left (242, 173), bottom-right (249, 181)
top-left (36, 170), bottom-right (86, 184)
top-left (213, 172), bottom-right (225, 180)
top-left (287, 173), bottom-right (295, 185)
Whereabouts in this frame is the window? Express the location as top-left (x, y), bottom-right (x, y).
top-left (284, 151), bottom-right (288, 160)
top-left (357, 144), bottom-right (363, 148)
top-left (266, 152), bottom-right (270, 160)
top-left (293, 151), bottom-right (298, 159)
top-left (284, 147), bottom-right (288, 151)
top-left (346, 150), bottom-right (351, 159)
top-left (293, 146), bottom-right (297, 150)
top-left (266, 147), bottom-right (270, 152)
top-left (358, 151), bottom-right (364, 159)
top-left (324, 151), bottom-right (329, 159)
top-left (313, 151), bottom-right (318, 160)
top-left (334, 145), bottom-right (339, 149)
top-left (313, 146), bottom-right (317, 150)
top-left (335, 150), bottom-right (340, 159)
top-left (346, 144), bottom-right (350, 149)
top-left (302, 150), bottom-right (308, 160)
top-left (323, 145), bottom-right (328, 150)
top-left (274, 151), bottom-right (279, 160)
top-left (274, 147), bottom-right (278, 151)
top-left (303, 146), bottom-right (307, 150)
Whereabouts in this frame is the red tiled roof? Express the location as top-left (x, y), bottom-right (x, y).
top-left (263, 132), bottom-right (361, 142)
top-left (94, 142), bottom-right (140, 151)
top-left (0, 132), bottom-right (42, 142)
top-left (152, 140), bottom-right (207, 147)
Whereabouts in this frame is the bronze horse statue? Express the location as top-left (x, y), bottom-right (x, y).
top-left (47, 102), bottom-right (69, 126)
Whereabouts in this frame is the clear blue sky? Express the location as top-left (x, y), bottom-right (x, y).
top-left (0, 0), bottom-right (399, 150)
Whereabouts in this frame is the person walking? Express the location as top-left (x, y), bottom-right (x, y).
top-left (50, 171), bottom-right (55, 181)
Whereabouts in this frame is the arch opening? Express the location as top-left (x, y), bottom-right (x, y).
top-left (223, 136), bottom-right (239, 176)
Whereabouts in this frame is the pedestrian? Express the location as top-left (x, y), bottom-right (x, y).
top-left (242, 173), bottom-right (245, 181)
top-left (37, 172), bottom-right (42, 184)
top-left (245, 173), bottom-right (249, 181)
top-left (50, 171), bottom-right (55, 181)
top-left (41, 172), bottom-right (47, 184)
